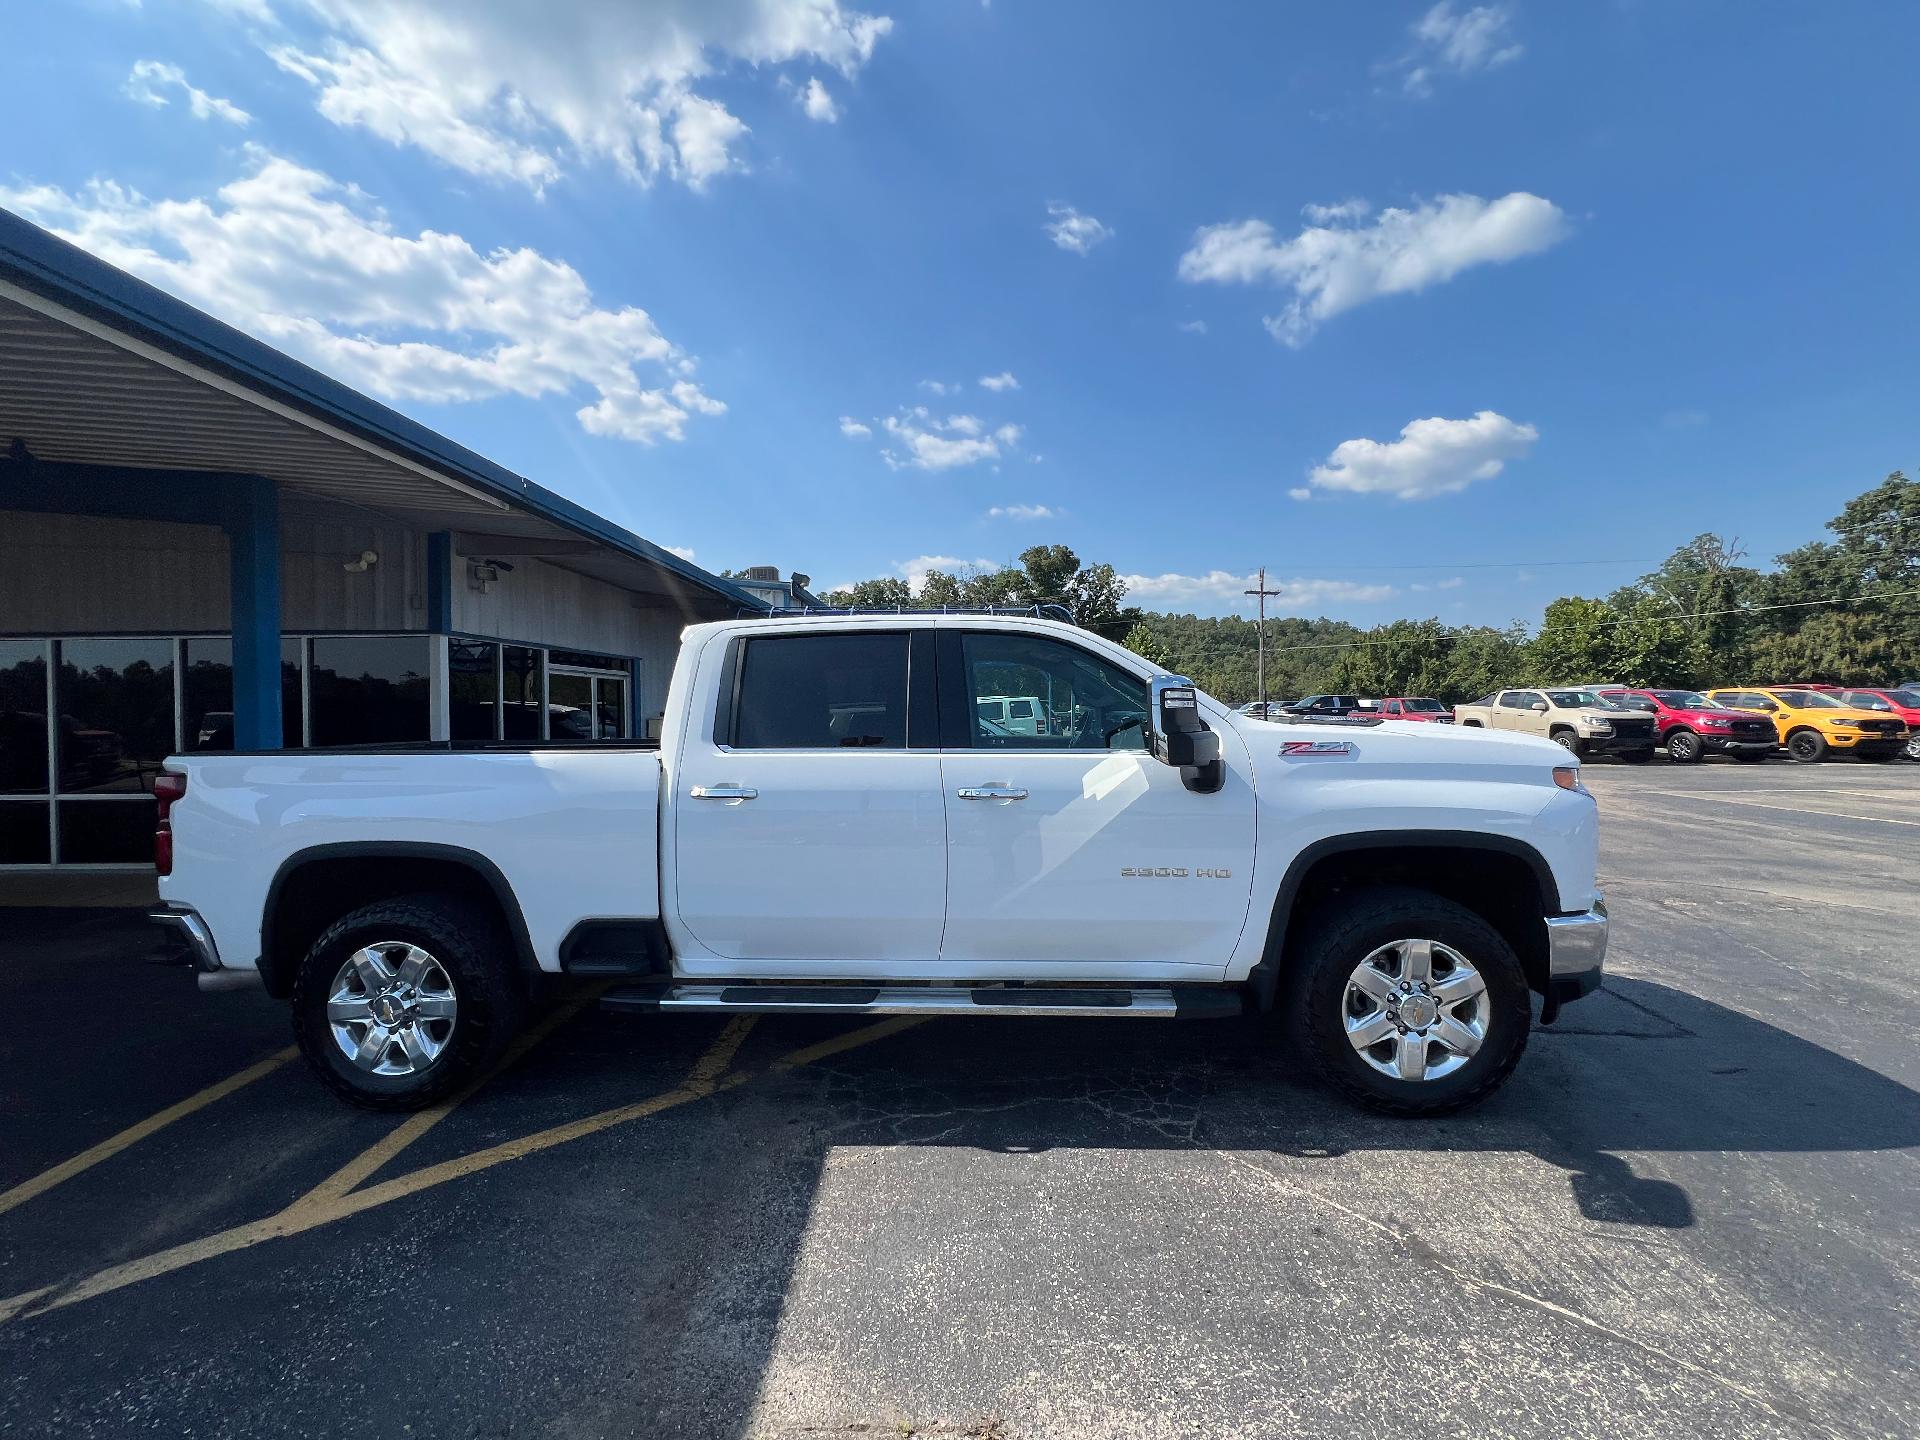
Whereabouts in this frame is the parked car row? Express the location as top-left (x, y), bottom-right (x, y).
top-left (1232, 683), bottom-right (1918, 765)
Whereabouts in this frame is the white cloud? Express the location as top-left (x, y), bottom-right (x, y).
top-left (797, 76), bottom-right (840, 122)
top-left (978, 371), bottom-right (1019, 391)
top-left (1306, 410), bottom-right (1537, 500)
top-left (878, 406), bottom-right (1023, 471)
top-left (124, 60), bottom-right (251, 125)
top-left (1399, 4), bottom-right (1524, 98)
top-left (1178, 192), bottom-right (1569, 345)
top-left (260, 0), bottom-right (891, 192)
top-left (0, 150), bottom-right (722, 444)
top-left (1177, 319), bottom-right (1208, 335)
top-left (918, 378), bottom-right (958, 396)
top-left (666, 545), bottom-right (697, 562)
top-left (1302, 198), bottom-right (1369, 224)
top-left (1409, 576), bottom-right (1465, 593)
top-left (1045, 203), bottom-right (1111, 255)
top-left (898, 554), bottom-right (994, 594)
top-left (839, 415), bottom-right (872, 438)
top-left (1287, 486), bottom-right (1312, 501)
top-left (987, 503), bottom-right (1057, 521)
top-left (1121, 571), bottom-right (1394, 616)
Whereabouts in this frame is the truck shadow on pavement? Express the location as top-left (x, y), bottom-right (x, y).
top-left (5, 913), bottom-right (1918, 1439)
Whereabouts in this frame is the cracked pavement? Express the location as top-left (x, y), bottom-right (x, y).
top-left (1, 761), bottom-right (1917, 1438)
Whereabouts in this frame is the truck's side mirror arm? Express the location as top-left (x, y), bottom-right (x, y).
top-left (1149, 675), bottom-right (1224, 794)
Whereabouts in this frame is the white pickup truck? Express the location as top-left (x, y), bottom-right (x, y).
top-left (152, 611), bottom-right (1607, 1116)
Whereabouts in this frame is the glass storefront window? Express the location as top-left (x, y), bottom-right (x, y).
top-left (182, 637), bottom-right (304, 749)
top-left (450, 641), bottom-right (501, 742)
top-left (56, 639), bottom-right (175, 794)
top-left (502, 645), bottom-right (544, 741)
top-left (0, 641), bottom-right (50, 795)
top-left (0, 800), bottom-right (51, 864)
top-left (58, 799), bottom-right (156, 864)
top-left (309, 636), bottom-right (431, 747)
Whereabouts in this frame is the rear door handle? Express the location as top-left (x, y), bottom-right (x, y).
top-left (691, 785), bottom-right (758, 800)
top-left (956, 786), bottom-right (1028, 801)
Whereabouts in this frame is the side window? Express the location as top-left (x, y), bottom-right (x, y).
top-left (729, 633), bottom-right (909, 749)
top-left (1497, 691), bottom-right (1525, 708)
top-left (956, 632), bottom-right (1149, 751)
top-left (1383, 700), bottom-right (1401, 714)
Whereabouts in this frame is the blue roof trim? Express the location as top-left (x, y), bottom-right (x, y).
top-left (0, 206), bottom-right (769, 612)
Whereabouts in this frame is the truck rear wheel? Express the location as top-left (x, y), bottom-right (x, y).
top-left (1787, 730), bottom-right (1828, 763)
top-left (292, 894), bottom-right (527, 1111)
top-left (1287, 887), bottom-right (1530, 1116)
top-left (1665, 730), bottom-right (1702, 764)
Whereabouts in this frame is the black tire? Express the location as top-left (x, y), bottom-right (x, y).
top-left (1665, 730), bottom-right (1703, 764)
top-left (1907, 736), bottom-right (1920, 761)
top-left (1732, 749), bottom-right (1771, 763)
top-left (1787, 730), bottom-right (1828, 764)
top-left (1617, 747), bottom-right (1655, 764)
top-left (1549, 728), bottom-right (1582, 756)
top-left (1286, 885), bottom-right (1531, 1117)
top-left (292, 894), bottom-right (527, 1111)
top-left (1461, 720), bottom-right (1483, 729)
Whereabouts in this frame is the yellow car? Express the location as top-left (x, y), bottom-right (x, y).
top-left (1703, 687), bottom-right (1910, 763)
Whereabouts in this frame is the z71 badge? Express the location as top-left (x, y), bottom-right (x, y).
top-left (1280, 739), bottom-right (1355, 757)
top-left (1121, 866), bottom-right (1233, 879)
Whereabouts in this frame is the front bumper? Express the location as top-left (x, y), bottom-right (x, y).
top-left (1581, 732), bottom-right (1655, 754)
top-left (1544, 892), bottom-right (1607, 1005)
top-left (1697, 733), bottom-right (1776, 753)
top-left (150, 906), bottom-right (260, 991)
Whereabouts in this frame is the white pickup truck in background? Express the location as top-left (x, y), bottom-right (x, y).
top-left (152, 610), bottom-right (1608, 1116)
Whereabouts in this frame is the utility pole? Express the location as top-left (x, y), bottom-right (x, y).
top-left (1245, 566), bottom-right (1284, 706)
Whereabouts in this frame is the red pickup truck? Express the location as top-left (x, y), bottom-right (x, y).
top-left (1835, 688), bottom-right (1920, 760)
top-left (1378, 697), bottom-right (1455, 724)
top-left (1598, 688), bottom-right (1779, 764)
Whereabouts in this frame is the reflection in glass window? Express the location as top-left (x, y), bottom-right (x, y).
top-left (502, 645), bottom-right (544, 740)
top-left (450, 641), bottom-right (501, 742)
top-left (309, 637), bottom-right (431, 746)
top-left (732, 634), bottom-right (908, 749)
top-left (179, 638), bottom-right (303, 750)
top-left (959, 632), bottom-right (1148, 751)
top-left (58, 799), bottom-right (156, 864)
top-left (0, 801), bottom-right (51, 864)
top-left (0, 641), bottom-right (50, 795)
top-left (57, 639), bottom-right (175, 793)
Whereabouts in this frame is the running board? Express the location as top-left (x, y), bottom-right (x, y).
top-left (600, 984), bottom-right (1243, 1020)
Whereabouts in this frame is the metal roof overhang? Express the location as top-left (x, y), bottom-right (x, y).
top-left (0, 209), bottom-right (764, 614)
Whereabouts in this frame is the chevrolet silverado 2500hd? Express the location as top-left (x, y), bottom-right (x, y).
top-left (151, 612), bottom-right (1607, 1116)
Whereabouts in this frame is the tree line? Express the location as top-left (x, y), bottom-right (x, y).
top-left (817, 472), bottom-right (1920, 703)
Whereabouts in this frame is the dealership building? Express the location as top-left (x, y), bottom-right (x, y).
top-left (0, 209), bottom-right (774, 872)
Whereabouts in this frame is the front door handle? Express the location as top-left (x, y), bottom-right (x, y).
top-left (956, 786), bottom-right (1028, 801)
top-left (691, 785), bottom-right (758, 800)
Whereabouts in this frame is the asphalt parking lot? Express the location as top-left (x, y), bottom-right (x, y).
top-left (2, 759), bottom-right (1917, 1440)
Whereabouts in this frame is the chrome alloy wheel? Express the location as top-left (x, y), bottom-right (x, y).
top-left (1342, 938), bottom-right (1488, 1083)
top-left (326, 942), bottom-right (458, 1076)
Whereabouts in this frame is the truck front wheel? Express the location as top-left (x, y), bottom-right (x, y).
top-left (292, 894), bottom-right (527, 1111)
top-left (1288, 887), bottom-right (1531, 1116)
top-left (1787, 730), bottom-right (1828, 763)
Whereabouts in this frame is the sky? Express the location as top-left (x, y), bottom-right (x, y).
top-left (3, 1), bottom-right (1917, 624)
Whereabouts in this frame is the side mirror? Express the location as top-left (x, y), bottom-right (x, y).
top-left (1150, 675), bottom-right (1223, 793)
top-left (1530, 701), bottom-right (1549, 713)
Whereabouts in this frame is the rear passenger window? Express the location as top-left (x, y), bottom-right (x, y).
top-left (729, 633), bottom-right (909, 749)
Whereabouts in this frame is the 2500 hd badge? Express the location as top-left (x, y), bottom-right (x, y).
top-left (1121, 866), bottom-right (1233, 878)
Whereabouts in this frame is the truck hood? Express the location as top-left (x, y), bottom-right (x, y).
top-left (1225, 711), bottom-right (1570, 766)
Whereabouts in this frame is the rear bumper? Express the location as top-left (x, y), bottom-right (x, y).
top-left (150, 906), bottom-right (261, 991)
top-left (1545, 893), bottom-right (1607, 1004)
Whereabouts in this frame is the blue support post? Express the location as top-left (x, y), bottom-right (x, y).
top-left (426, 531), bottom-right (453, 633)
top-left (224, 475), bottom-right (283, 750)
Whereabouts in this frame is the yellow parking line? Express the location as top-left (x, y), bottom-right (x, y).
top-left (0, 1045), bottom-right (298, 1220)
top-left (287, 987), bottom-right (606, 1215)
top-left (0, 1012), bottom-right (919, 1325)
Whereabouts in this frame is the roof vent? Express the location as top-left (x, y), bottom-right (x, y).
top-left (743, 565), bottom-right (781, 581)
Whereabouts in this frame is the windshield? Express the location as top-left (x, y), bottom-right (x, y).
top-left (1652, 690), bottom-right (1714, 708)
top-left (1841, 691), bottom-right (1893, 711)
top-left (1545, 690), bottom-right (1613, 709)
top-left (1888, 690), bottom-right (1920, 707)
top-left (1769, 689), bottom-right (1842, 708)
top-left (1401, 697), bottom-right (1447, 712)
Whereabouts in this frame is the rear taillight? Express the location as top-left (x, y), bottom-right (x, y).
top-left (154, 771), bottom-right (186, 876)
